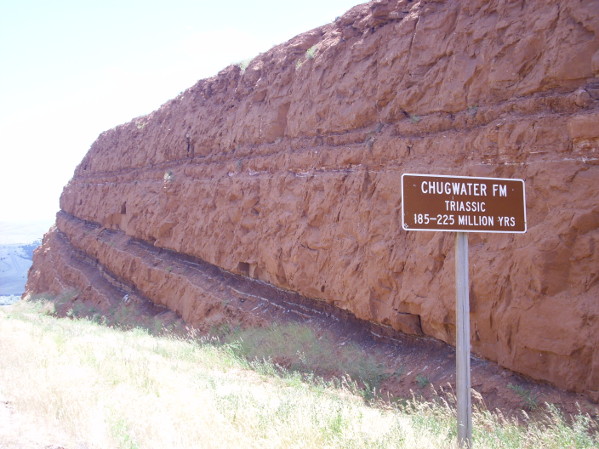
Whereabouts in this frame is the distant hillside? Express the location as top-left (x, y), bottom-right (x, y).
top-left (0, 220), bottom-right (49, 298)
top-left (0, 242), bottom-right (39, 296)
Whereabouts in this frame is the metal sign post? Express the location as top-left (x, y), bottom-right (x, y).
top-left (455, 231), bottom-right (472, 447)
top-left (401, 173), bottom-right (527, 449)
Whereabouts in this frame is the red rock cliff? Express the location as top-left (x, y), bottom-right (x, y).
top-left (27, 0), bottom-right (599, 398)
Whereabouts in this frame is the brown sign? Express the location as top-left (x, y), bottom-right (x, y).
top-left (401, 174), bottom-right (526, 233)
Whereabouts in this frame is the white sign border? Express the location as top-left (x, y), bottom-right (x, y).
top-left (401, 173), bottom-right (527, 234)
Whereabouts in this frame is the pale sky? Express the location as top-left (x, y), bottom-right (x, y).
top-left (0, 0), bottom-right (363, 223)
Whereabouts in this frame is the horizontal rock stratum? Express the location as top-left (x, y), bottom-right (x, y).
top-left (26, 0), bottom-right (599, 398)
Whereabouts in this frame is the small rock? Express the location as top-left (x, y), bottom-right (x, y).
top-left (573, 88), bottom-right (592, 108)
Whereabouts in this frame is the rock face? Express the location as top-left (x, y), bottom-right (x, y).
top-left (26, 0), bottom-right (599, 398)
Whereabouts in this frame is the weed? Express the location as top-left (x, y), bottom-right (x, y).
top-left (296, 45), bottom-right (318, 70)
top-left (223, 323), bottom-right (386, 390)
top-left (508, 383), bottom-right (539, 411)
top-left (389, 367), bottom-right (405, 380)
top-left (111, 416), bottom-right (141, 449)
top-left (416, 374), bottom-right (430, 389)
top-left (26, 291), bottom-right (183, 337)
top-left (235, 58), bottom-right (252, 72)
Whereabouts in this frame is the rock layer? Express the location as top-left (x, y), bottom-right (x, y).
top-left (27, 0), bottom-right (599, 398)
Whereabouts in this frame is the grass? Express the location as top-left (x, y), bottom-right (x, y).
top-left (222, 323), bottom-right (387, 393)
top-left (508, 383), bottom-right (539, 411)
top-left (29, 290), bottom-right (184, 336)
top-left (416, 374), bottom-right (431, 389)
top-left (305, 45), bottom-right (317, 59)
top-left (235, 58), bottom-right (252, 72)
top-left (296, 45), bottom-right (318, 70)
top-left (0, 298), bottom-right (597, 449)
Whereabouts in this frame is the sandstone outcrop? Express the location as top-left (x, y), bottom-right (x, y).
top-left (26, 0), bottom-right (599, 398)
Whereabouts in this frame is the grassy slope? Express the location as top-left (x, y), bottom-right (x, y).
top-left (0, 300), bottom-right (597, 449)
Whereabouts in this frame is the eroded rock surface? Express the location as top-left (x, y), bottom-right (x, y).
top-left (26, 0), bottom-right (599, 398)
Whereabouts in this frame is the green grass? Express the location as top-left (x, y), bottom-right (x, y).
top-left (29, 290), bottom-right (184, 336)
top-left (222, 322), bottom-right (387, 392)
top-left (508, 383), bottom-right (539, 411)
top-left (416, 374), bottom-right (431, 389)
top-left (305, 45), bottom-right (317, 59)
top-left (0, 299), bottom-right (597, 449)
top-left (235, 58), bottom-right (252, 71)
top-left (296, 45), bottom-right (318, 70)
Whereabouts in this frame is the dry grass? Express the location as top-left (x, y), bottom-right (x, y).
top-left (222, 322), bottom-right (387, 390)
top-left (0, 299), bottom-right (597, 449)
